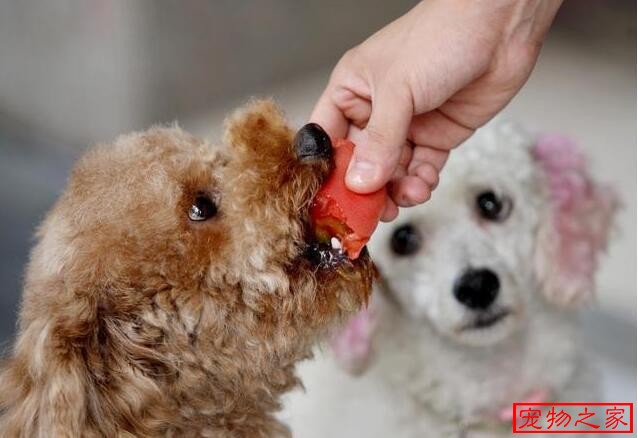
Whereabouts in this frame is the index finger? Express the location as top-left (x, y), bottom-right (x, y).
top-left (309, 89), bottom-right (349, 140)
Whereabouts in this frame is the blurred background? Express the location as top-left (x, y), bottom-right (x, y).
top-left (0, 0), bottom-right (635, 421)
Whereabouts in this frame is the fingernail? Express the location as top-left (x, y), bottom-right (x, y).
top-left (346, 160), bottom-right (380, 189)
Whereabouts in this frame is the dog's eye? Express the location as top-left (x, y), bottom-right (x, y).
top-left (391, 224), bottom-right (422, 256)
top-left (188, 195), bottom-right (217, 221)
top-left (476, 191), bottom-right (512, 222)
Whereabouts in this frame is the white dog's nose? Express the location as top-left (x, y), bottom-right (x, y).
top-left (453, 268), bottom-right (500, 310)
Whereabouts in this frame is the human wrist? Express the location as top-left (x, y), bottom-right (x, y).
top-left (505, 0), bottom-right (564, 46)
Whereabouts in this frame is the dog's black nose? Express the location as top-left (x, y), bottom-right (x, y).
top-left (453, 268), bottom-right (500, 310)
top-left (293, 123), bottom-right (332, 161)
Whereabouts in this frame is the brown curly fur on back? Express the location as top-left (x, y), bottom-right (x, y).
top-left (0, 100), bottom-right (374, 437)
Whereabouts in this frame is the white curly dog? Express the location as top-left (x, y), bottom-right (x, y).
top-left (281, 122), bottom-right (617, 438)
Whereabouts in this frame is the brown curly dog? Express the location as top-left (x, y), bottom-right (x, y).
top-left (0, 100), bottom-right (375, 437)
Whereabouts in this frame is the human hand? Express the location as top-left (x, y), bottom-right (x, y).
top-left (311, 0), bottom-right (562, 221)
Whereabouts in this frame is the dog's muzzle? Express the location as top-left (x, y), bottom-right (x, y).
top-left (294, 123), bottom-right (352, 269)
top-left (294, 123), bottom-right (373, 270)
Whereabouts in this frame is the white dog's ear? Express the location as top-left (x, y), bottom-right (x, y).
top-left (532, 134), bottom-right (619, 307)
top-left (330, 306), bottom-right (377, 375)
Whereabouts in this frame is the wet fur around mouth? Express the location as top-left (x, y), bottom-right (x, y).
top-left (0, 99), bottom-right (375, 437)
top-left (303, 242), bottom-right (352, 269)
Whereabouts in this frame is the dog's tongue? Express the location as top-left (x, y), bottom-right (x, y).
top-left (310, 138), bottom-right (386, 259)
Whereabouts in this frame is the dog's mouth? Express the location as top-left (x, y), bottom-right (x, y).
top-left (303, 241), bottom-right (369, 269)
top-left (461, 308), bottom-right (510, 331)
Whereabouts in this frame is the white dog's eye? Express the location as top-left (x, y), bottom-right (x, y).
top-left (188, 195), bottom-right (218, 221)
top-left (476, 191), bottom-right (512, 222)
top-left (391, 224), bottom-right (422, 256)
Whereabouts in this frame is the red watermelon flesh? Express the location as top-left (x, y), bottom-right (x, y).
top-left (310, 139), bottom-right (387, 259)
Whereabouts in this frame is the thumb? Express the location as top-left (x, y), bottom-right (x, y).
top-left (346, 85), bottom-right (412, 193)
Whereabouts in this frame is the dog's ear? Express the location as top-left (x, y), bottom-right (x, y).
top-left (330, 306), bottom-right (377, 375)
top-left (0, 280), bottom-right (91, 435)
top-left (532, 134), bottom-right (619, 307)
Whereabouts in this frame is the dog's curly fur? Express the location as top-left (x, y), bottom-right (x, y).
top-left (0, 100), bottom-right (374, 437)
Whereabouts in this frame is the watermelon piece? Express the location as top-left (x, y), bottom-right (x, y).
top-left (310, 139), bottom-right (387, 259)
